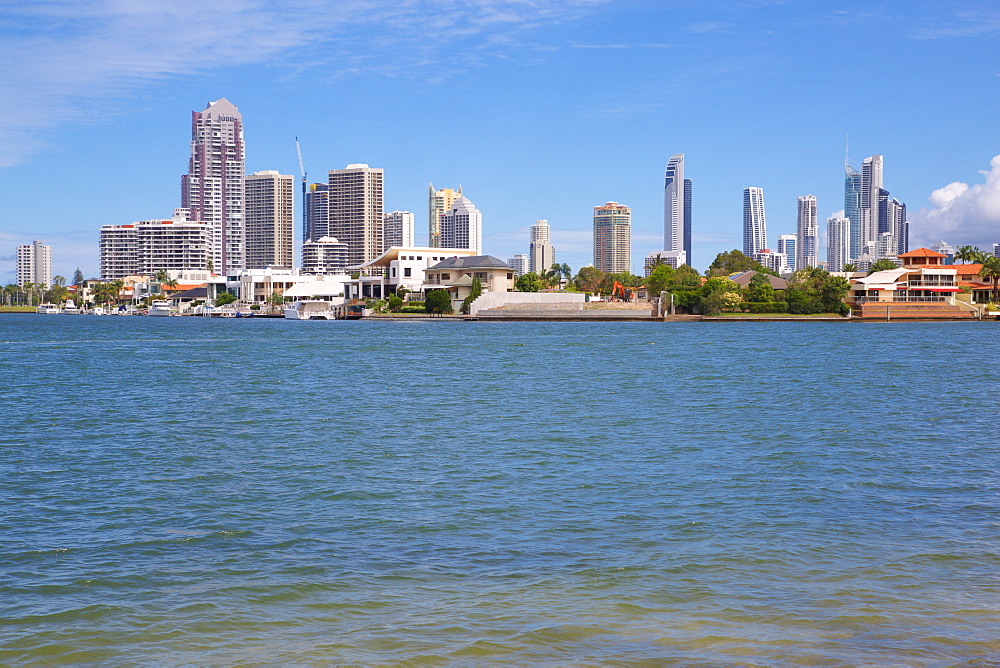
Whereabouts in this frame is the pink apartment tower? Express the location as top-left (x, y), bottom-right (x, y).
top-left (181, 98), bottom-right (246, 273)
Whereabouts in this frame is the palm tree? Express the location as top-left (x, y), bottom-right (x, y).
top-left (954, 245), bottom-right (982, 264)
top-left (842, 263), bottom-right (858, 273)
top-left (979, 256), bottom-right (1000, 303)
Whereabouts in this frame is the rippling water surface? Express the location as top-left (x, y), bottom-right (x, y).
top-left (2, 315), bottom-right (999, 663)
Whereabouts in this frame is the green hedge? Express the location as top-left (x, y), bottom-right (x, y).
top-left (739, 301), bottom-right (788, 313)
top-left (399, 305), bottom-right (426, 313)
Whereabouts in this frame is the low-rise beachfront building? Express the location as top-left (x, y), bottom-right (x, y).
top-left (424, 255), bottom-right (515, 310)
top-left (846, 249), bottom-right (975, 317)
top-left (344, 246), bottom-right (478, 300)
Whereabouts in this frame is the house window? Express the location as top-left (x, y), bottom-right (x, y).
top-left (404, 267), bottom-right (411, 277)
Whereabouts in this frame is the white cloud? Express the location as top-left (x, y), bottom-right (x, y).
top-left (910, 155), bottom-right (1000, 248)
top-left (0, 0), bottom-right (610, 167)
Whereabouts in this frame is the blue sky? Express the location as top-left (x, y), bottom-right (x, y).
top-left (2, 0), bottom-right (999, 281)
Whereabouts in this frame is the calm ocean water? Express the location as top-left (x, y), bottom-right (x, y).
top-left (1, 314), bottom-right (999, 664)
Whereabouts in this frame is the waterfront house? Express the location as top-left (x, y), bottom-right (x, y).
top-left (424, 256), bottom-right (515, 310)
top-left (344, 246), bottom-right (478, 300)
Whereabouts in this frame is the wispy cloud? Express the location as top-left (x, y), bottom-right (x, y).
top-left (686, 22), bottom-right (733, 34)
top-left (571, 43), bottom-right (674, 49)
top-left (911, 9), bottom-right (1000, 39)
top-left (0, 0), bottom-right (611, 167)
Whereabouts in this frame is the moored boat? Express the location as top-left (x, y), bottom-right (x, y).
top-left (284, 300), bottom-right (337, 320)
top-left (148, 299), bottom-right (173, 317)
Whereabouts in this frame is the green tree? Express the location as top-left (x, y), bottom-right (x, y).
top-left (515, 272), bottom-right (543, 292)
top-left (267, 291), bottom-right (285, 306)
top-left (671, 264), bottom-right (702, 288)
top-left (215, 292), bottom-right (237, 306)
top-left (842, 263), bottom-right (859, 273)
top-left (388, 294), bottom-right (404, 312)
top-left (978, 256), bottom-right (1000, 303)
top-left (954, 245), bottom-right (982, 264)
top-left (52, 275), bottom-right (66, 287)
top-left (425, 288), bottom-right (453, 315)
top-left (460, 276), bottom-right (483, 314)
top-left (645, 264), bottom-right (675, 297)
top-left (867, 259), bottom-right (898, 274)
top-left (707, 249), bottom-right (773, 277)
top-left (573, 266), bottom-right (604, 293)
top-left (72, 268), bottom-right (84, 287)
top-left (46, 284), bottom-right (69, 305)
top-left (746, 271), bottom-right (775, 303)
top-left (206, 259), bottom-right (215, 273)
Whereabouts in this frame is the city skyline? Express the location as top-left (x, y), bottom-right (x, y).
top-left (2, 1), bottom-right (999, 280)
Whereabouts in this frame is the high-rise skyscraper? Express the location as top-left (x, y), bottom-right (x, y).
top-left (16, 240), bottom-right (52, 287)
top-left (777, 234), bottom-right (797, 272)
top-left (663, 154), bottom-right (691, 266)
top-left (439, 195), bottom-right (482, 254)
top-left (593, 202), bottom-right (631, 273)
top-left (743, 187), bottom-right (767, 257)
top-left (181, 98), bottom-right (245, 273)
top-left (844, 164), bottom-right (862, 261)
top-left (329, 164), bottom-right (384, 267)
top-left (529, 219), bottom-right (555, 274)
top-left (303, 183), bottom-right (330, 243)
top-left (428, 184), bottom-right (462, 247)
top-left (860, 155), bottom-right (884, 258)
top-left (245, 170), bottom-right (294, 269)
top-left (827, 217), bottom-right (851, 272)
top-left (796, 195), bottom-right (819, 270)
top-left (383, 211), bottom-right (415, 248)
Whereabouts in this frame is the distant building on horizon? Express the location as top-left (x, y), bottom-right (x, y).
top-left (777, 234), bottom-right (797, 272)
top-left (439, 195), bottom-right (482, 255)
top-left (384, 211), bottom-right (415, 248)
top-left (743, 187), bottom-right (767, 257)
top-left (428, 184), bottom-right (462, 248)
top-left (329, 164), bottom-right (384, 267)
top-left (663, 154), bottom-right (692, 267)
top-left (796, 195), bottom-right (819, 270)
top-left (593, 202), bottom-right (631, 273)
top-left (245, 170), bottom-right (294, 270)
top-left (827, 217), bottom-right (851, 272)
top-left (528, 219), bottom-right (555, 274)
top-left (99, 210), bottom-right (210, 280)
top-left (16, 240), bottom-right (52, 288)
top-left (507, 253), bottom-right (528, 277)
top-left (303, 183), bottom-right (330, 243)
top-left (753, 248), bottom-right (788, 275)
top-left (181, 98), bottom-right (245, 274)
top-left (844, 163), bottom-right (862, 261)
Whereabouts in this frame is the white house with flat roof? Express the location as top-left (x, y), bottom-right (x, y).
top-left (344, 246), bottom-right (478, 300)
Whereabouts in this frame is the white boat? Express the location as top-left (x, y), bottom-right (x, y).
top-left (148, 299), bottom-right (173, 317)
top-left (284, 300), bottom-right (337, 320)
top-left (36, 303), bottom-right (60, 314)
top-left (89, 307), bottom-right (107, 316)
top-left (61, 300), bottom-right (81, 315)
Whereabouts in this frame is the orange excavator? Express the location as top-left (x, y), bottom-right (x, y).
top-left (610, 281), bottom-right (643, 302)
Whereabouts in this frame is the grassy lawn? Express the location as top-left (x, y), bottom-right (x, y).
top-left (0, 306), bottom-right (37, 313)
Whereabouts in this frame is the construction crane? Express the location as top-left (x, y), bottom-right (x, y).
top-left (295, 137), bottom-right (307, 241)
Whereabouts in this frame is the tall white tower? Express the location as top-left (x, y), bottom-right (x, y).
top-left (182, 98), bottom-right (245, 273)
top-left (796, 195), bottom-right (819, 270)
top-left (743, 187), bottom-right (767, 257)
top-left (827, 217), bottom-right (851, 272)
top-left (529, 219), bottom-right (555, 274)
top-left (16, 241), bottom-right (52, 287)
top-left (861, 155), bottom-right (883, 258)
top-left (440, 195), bottom-right (482, 254)
top-left (663, 154), bottom-right (688, 264)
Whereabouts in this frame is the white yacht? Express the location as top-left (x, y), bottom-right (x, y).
top-left (284, 300), bottom-right (337, 320)
top-left (148, 299), bottom-right (173, 317)
top-left (36, 303), bottom-right (60, 314)
top-left (61, 300), bottom-right (81, 315)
